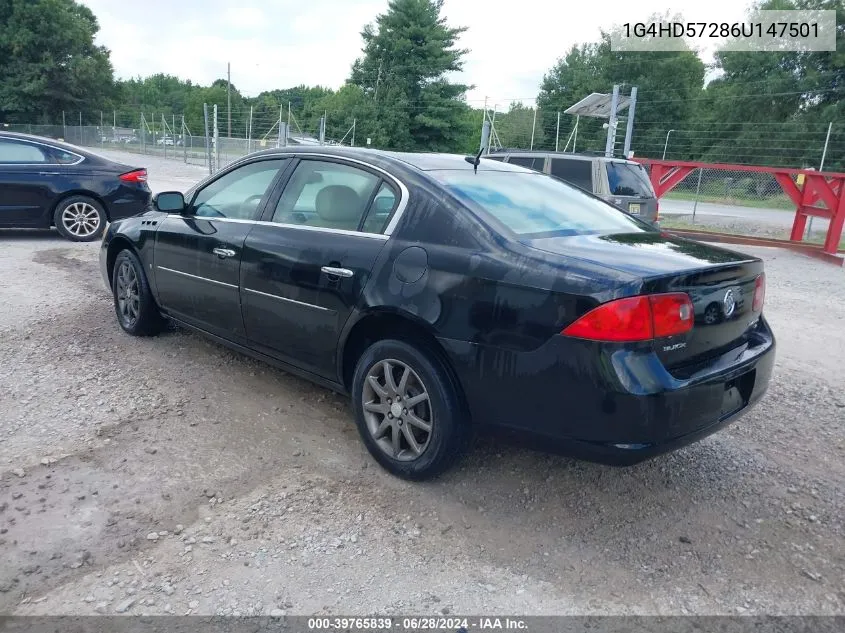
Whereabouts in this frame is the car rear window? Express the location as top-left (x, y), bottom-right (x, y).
top-left (430, 170), bottom-right (647, 236)
top-left (606, 161), bottom-right (655, 197)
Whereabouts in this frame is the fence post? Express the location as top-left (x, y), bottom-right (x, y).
top-left (555, 112), bottom-right (560, 152)
top-left (247, 106), bottom-right (253, 154)
top-left (182, 115), bottom-right (187, 163)
top-left (287, 102), bottom-right (291, 147)
top-left (807, 121), bottom-right (833, 239)
top-left (100, 111), bottom-right (104, 148)
top-left (278, 105), bottom-right (283, 148)
top-left (691, 168), bottom-right (703, 225)
top-left (623, 86), bottom-right (638, 158)
top-left (62, 111), bottom-right (66, 140)
top-left (530, 107), bottom-right (537, 150)
top-left (351, 119), bottom-right (356, 147)
top-left (140, 113), bottom-right (146, 154)
top-left (213, 104), bottom-right (219, 172)
top-left (203, 104), bottom-right (212, 175)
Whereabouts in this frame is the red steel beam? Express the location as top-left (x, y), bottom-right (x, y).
top-left (638, 158), bottom-right (845, 257)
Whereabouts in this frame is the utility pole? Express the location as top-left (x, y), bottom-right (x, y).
top-left (227, 62), bottom-right (232, 138)
top-left (604, 84), bottom-right (620, 158)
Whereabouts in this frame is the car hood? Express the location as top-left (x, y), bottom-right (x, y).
top-left (521, 231), bottom-right (758, 277)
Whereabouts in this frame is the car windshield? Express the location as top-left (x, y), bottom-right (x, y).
top-left (430, 169), bottom-right (649, 237)
top-left (606, 161), bottom-right (655, 197)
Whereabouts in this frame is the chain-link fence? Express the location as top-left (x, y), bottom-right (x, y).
top-left (661, 168), bottom-right (794, 211)
top-left (4, 106), bottom-right (338, 175)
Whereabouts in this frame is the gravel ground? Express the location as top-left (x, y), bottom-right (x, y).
top-left (1, 170), bottom-right (844, 616)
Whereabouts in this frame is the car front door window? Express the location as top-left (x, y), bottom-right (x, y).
top-left (271, 160), bottom-right (380, 232)
top-left (190, 159), bottom-right (288, 220)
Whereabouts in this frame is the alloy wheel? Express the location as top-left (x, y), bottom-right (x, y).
top-left (115, 260), bottom-right (140, 327)
top-left (362, 359), bottom-right (433, 461)
top-left (61, 202), bottom-right (101, 238)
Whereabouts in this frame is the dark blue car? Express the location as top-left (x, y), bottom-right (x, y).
top-left (0, 131), bottom-right (150, 241)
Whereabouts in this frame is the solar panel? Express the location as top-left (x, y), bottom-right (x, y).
top-left (564, 92), bottom-right (632, 118)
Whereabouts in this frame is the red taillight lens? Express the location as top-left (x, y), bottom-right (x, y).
top-left (561, 292), bottom-right (694, 342)
top-left (752, 273), bottom-right (766, 312)
top-left (649, 293), bottom-right (694, 337)
top-left (119, 169), bottom-right (147, 183)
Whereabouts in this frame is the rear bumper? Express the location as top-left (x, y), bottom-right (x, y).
top-left (439, 317), bottom-right (775, 465)
top-left (106, 187), bottom-right (150, 221)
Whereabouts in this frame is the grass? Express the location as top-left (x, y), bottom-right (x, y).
top-left (662, 190), bottom-right (795, 210)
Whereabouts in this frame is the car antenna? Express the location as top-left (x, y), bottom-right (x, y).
top-left (465, 147), bottom-right (484, 173)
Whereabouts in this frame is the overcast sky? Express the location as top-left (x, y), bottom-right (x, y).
top-left (80, 0), bottom-right (753, 106)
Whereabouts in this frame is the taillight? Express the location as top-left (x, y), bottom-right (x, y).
top-left (119, 169), bottom-right (147, 183)
top-left (561, 292), bottom-right (694, 342)
top-left (752, 273), bottom-right (766, 312)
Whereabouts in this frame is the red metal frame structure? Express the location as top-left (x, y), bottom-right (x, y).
top-left (636, 159), bottom-right (845, 257)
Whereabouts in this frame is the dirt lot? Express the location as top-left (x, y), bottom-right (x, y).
top-left (1, 179), bottom-right (844, 615)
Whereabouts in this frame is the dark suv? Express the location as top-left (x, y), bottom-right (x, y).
top-left (487, 150), bottom-right (659, 225)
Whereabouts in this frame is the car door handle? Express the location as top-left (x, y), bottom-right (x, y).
top-left (321, 266), bottom-right (354, 278)
top-left (212, 247), bottom-right (236, 258)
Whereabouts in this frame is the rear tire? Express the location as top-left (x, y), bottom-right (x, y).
top-left (53, 195), bottom-right (107, 242)
top-left (351, 339), bottom-right (469, 480)
top-left (112, 249), bottom-right (165, 336)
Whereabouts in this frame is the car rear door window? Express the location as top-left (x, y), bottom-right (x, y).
top-left (507, 156), bottom-right (545, 172)
top-left (271, 160), bottom-right (381, 232)
top-left (189, 159), bottom-right (289, 220)
top-left (0, 140), bottom-right (48, 163)
top-left (550, 158), bottom-right (592, 191)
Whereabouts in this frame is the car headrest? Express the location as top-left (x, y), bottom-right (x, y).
top-left (315, 185), bottom-right (362, 222)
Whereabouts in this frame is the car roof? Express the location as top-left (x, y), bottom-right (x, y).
top-left (491, 149), bottom-right (641, 165)
top-left (244, 145), bottom-right (532, 173)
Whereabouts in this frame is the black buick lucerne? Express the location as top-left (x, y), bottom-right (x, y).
top-left (100, 147), bottom-right (774, 480)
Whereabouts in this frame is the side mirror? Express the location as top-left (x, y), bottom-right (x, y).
top-left (154, 191), bottom-right (185, 213)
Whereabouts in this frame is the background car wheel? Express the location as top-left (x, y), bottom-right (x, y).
top-left (112, 249), bottom-right (165, 336)
top-left (351, 339), bottom-right (469, 480)
top-left (53, 195), bottom-right (107, 242)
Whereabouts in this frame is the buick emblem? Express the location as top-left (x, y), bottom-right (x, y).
top-left (723, 289), bottom-right (737, 318)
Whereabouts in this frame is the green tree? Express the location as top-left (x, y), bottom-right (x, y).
top-left (537, 16), bottom-right (705, 157)
top-left (0, 0), bottom-right (116, 123)
top-left (349, 0), bottom-right (472, 151)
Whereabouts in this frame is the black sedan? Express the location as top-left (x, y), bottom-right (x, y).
top-left (0, 131), bottom-right (150, 241)
top-left (100, 147), bottom-right (775, 480)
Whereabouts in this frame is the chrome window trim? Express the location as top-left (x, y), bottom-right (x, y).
top-left (166, 214), bottom-right (390, 241)
top-left (156, 266), bottom-right (239, 289)
top-left (243, 287), bottom-right (334, 312)
top-left (0, 136), bottom-right (85, 166)
top-left (181, 151), bottom-right (409, 237)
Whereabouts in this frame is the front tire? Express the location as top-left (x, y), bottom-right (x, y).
top-left (54, 195), bottom-right (107, 242)
top-left (351, 339), bottom-right (469, 480)
top-left (112, 249), bottom-right (164, 336)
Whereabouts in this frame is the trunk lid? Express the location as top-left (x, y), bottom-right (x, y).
top-left (524, 232), bottom-right (765, 371)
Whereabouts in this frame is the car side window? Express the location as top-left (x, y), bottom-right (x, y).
top-left (271, 160), bottom-right (380, 232)
top-left (0, 140), bottom-right (48, 163)
top-left (550, 158), bottom-right (593, 191)
top-left (361, 182), bottom-right (398, 234)
top-left (189, 159), bottom-right (289, 220)
top-left (52, 148), bottom-right (82, 165)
